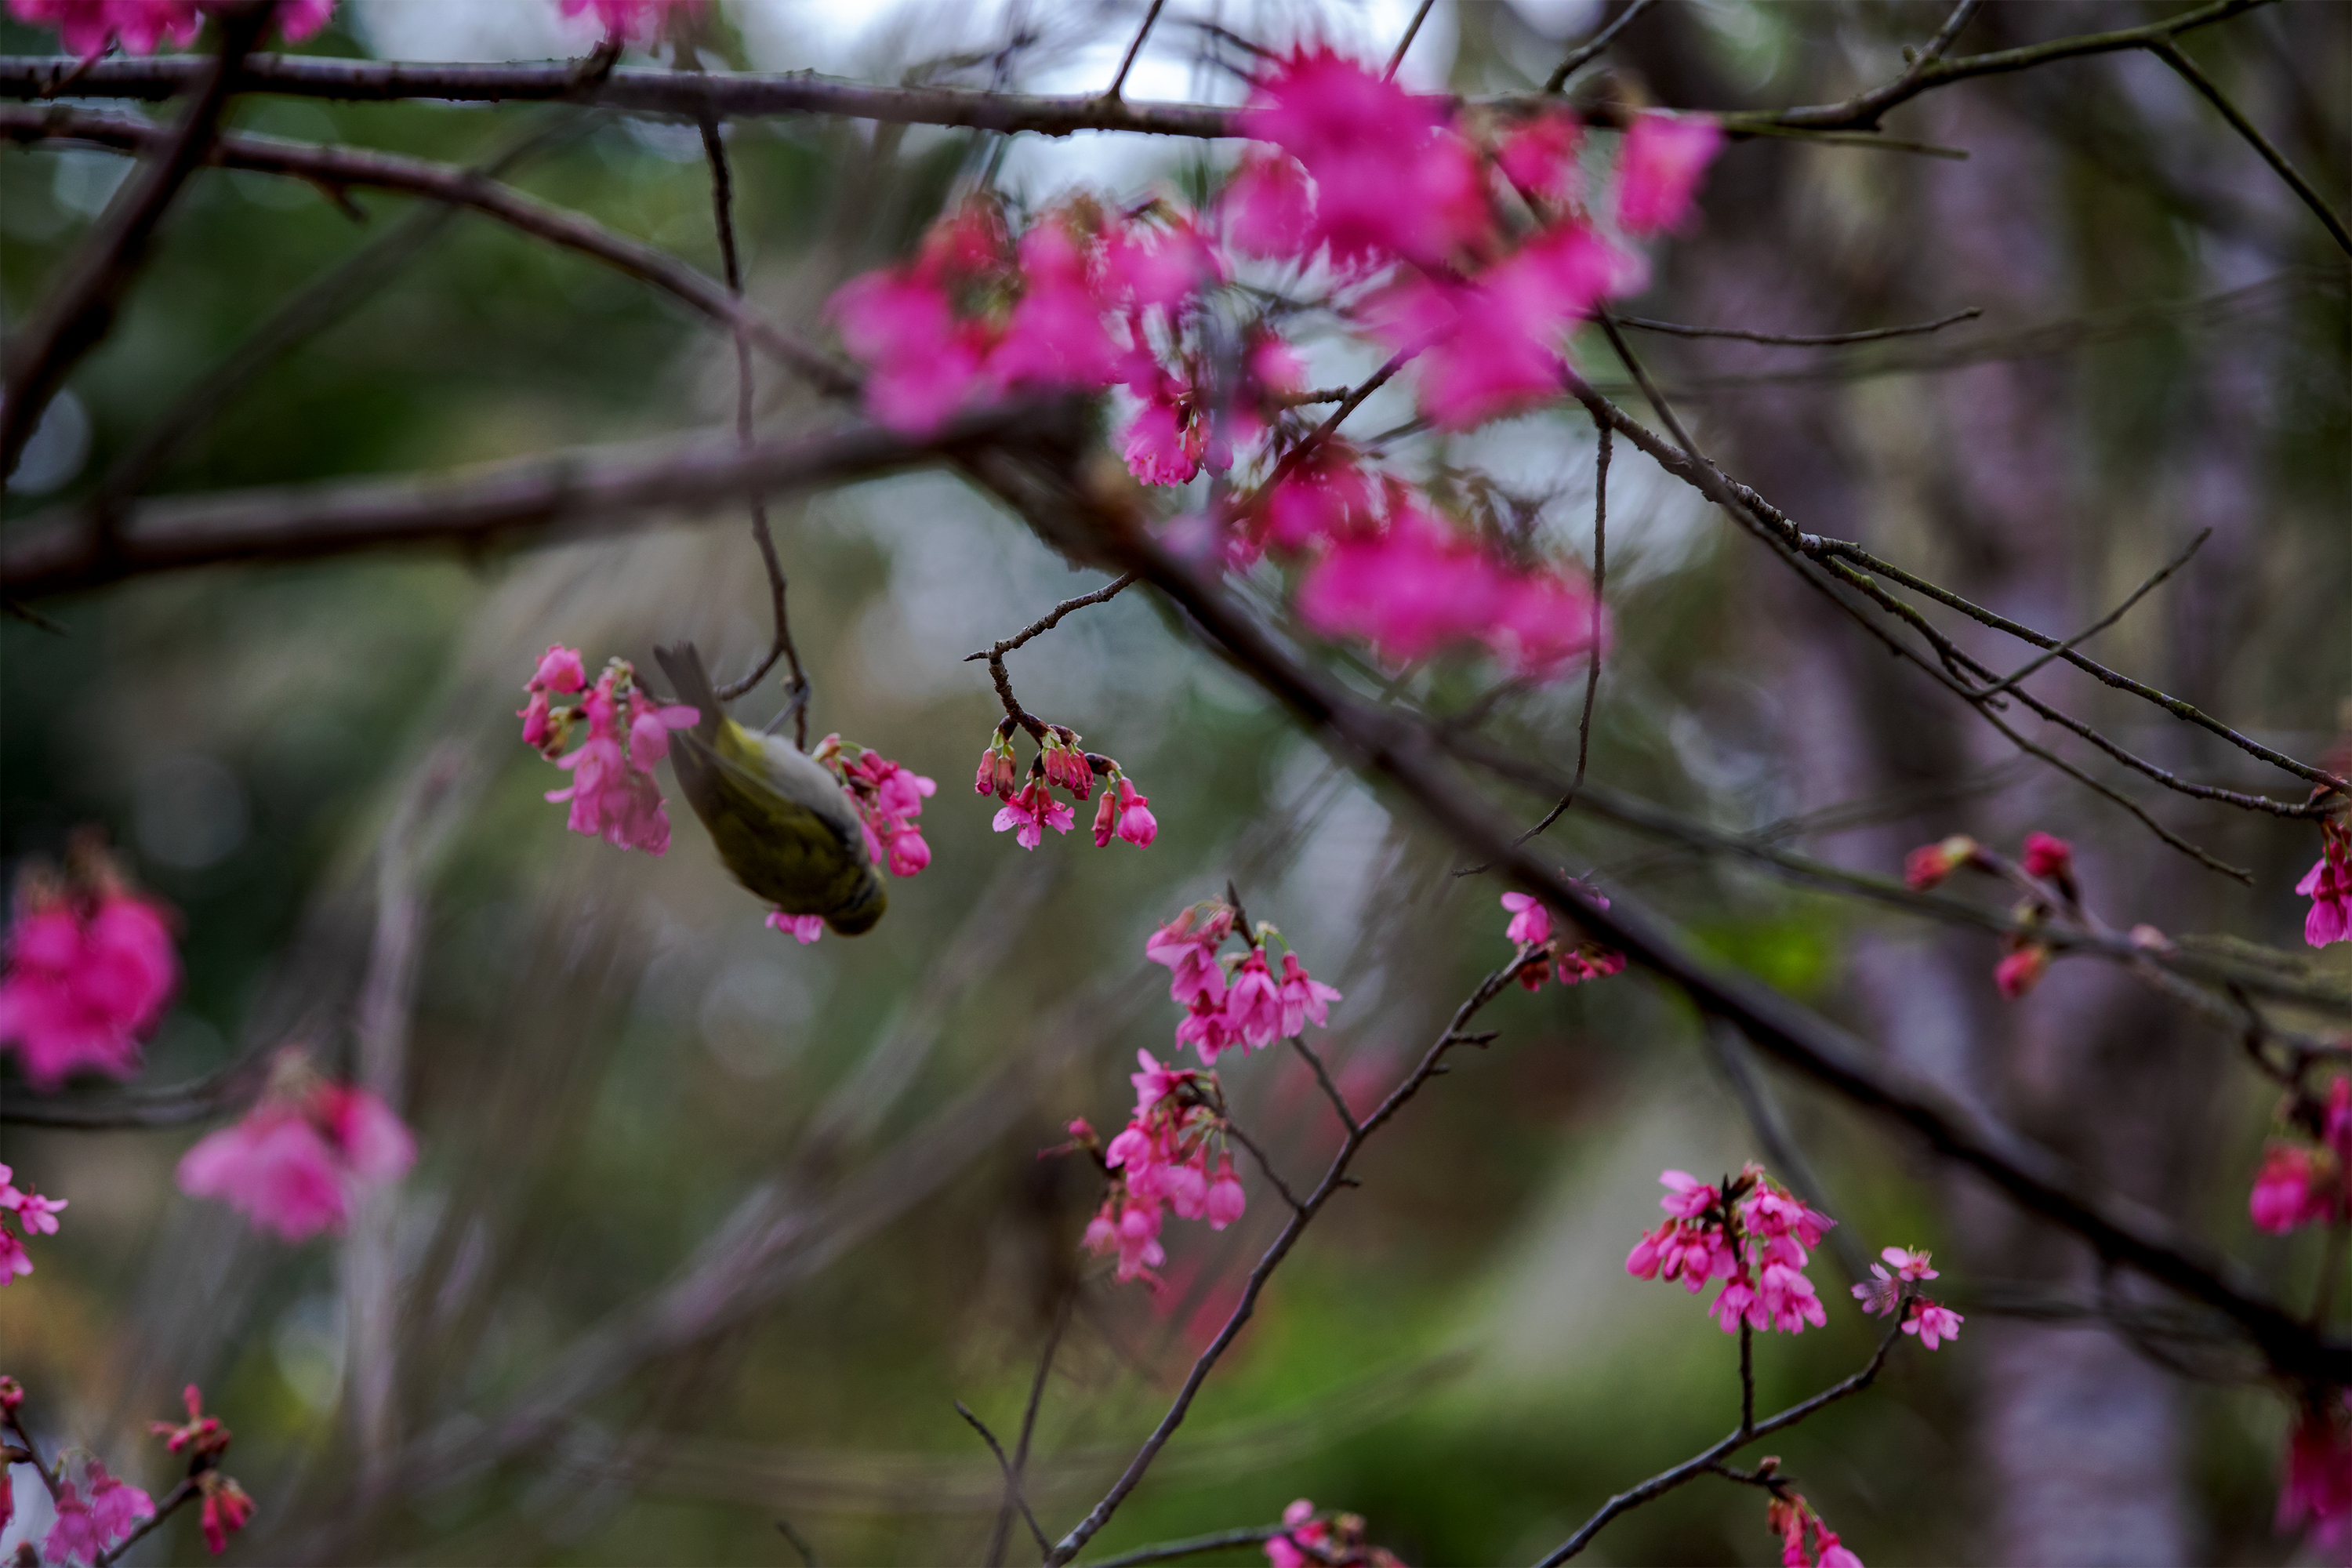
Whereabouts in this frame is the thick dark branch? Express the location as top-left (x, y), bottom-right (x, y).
top-left (0, 5), bottom-right (271, 480)
top-left (0, 406), bottom-right (1051, 597)
top-left (1617, 306), bottom-right (1981, 346)
top-left (0, 107), bottom-right (854, 397)
top-left (1534, 1312), bottom-right (1909, 1565)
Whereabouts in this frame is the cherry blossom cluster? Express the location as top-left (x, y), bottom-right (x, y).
top-left (0, 1164), bottom-right (66, 1287)
top-left (1263, 1497), bottom-right (1406, 1568)
top-left (1903, 829), bottom-right (2099, 999)
top-left (5, 0), bottom-right (334, 59)
top-left (2277, 1388), bottom-right (2352, 1557)
top-left (1499, 889), bottom-right (1625, 989)
top-left (1849, 1245), bottom-right (1964, 1350)
top-left (1624, 1166), bottom-right (1836, 1338)
top-left (519, 644), bottom-right (699, 857)
top-left (976, 719), bottom-right (1154, 851)
top-left (1764, 1486), bottom-right (1865, 1568)
top-left (2, 1377), bottom-right (254, 1563)
top-left (175, 1047), bottom-right (416, 1242)
top-left (1145, 899), bottom-right (1340, 1066)
top-left (1066, 1050), bottom-right (1246, 1286)
top-left (0, 835), bottom-right (179, 1091)
top-left (829, 51), bottom-right (1712, 680)
top-left (2249, 1076), bottom-right (2351, 1235)
top-left (2300, 816), bottom-right (2351, 949)
top-left (767, 733), bottom-right (936, 942)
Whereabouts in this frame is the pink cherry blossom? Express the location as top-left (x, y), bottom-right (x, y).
top-left (198, 1475), bottom-right (256, 1555)
top-left (993, 779), bottom-right (1076, 850)
top-left (176, 1065), bottom-right (416, 1242)
top-left (1632, 1165), bottom-right (1835, 1338)
top-left (1104, 217), bottom-right (1223, 313)
top-left (1497, 110), bottom-right (1584, 205)
top-left (989, 223), bottom-right (1123, 393)
top-left (1093, 776), bottom-right (1157, 848)
top-left (1177, 992), bottom-right (1243, 1065)
top-left (1224, 947), bottom-right (1284, 1048)
top-left (43, 1461), bottom-right (154, 1567)
top-left (820, 740), bottom-right (936, 879)
top-left (0, 873), bottom-right (180, 1092)
top-left (8, 0), bottom-right (201, 59)
top-left (767, 912), bottom-right (825, 945)
top-left (1276, 952), bottom-right (1341, 1036)
top-left (560, 0), bottom-right (701, 44)
top-left (1904, 1299), bottom-right (1964, 1349)
top-left (2020, 829), bottom-right (2074, 881)
top-left (1297, 504), bottom-right (1500, 663)
top-left (1205, 1156), bottom-right (1246, 1229)
top-left (1501, 891), bottom-right (1552, 948)
top-left (1993, 944), bottom-right (2049, 1000)
top-left (1145, 904), bottom-right (1233, 1006)
top-left (539, 666), bottom-right (694, 856)
top-left (2299, 826), bottom-right (2352, 948)
top-left (2277, 1393), bottom-right (2352, 1552)
top-left (1123, 383), bottom-right (1206, 486)
top-left (829, 270), bottom-right (989, 436)
top-left (1223, 151), bottom-right (1317, 259)
top-left (1614, 111), bottom-right (1723, 235)
top-left (2250, 1145), bottom-right (2321, 1232)
top-left (1255, 445), bottom-right (1375, 553)
top-left (1902, 834), bottom-right (1978, 890)
top-left (1879, 1245), bottom-right (1938, 1281)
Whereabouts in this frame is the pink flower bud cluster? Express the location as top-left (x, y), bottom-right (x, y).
top-left (2249, 1076), bottom-right (2352, 1234)
top-left (0, 837), bottom-right (179, 1091)
top-left (5, 0), bottom-right (336, 60)
top-left (0, 1163), bottom-right (67, 1287)
top-left (1625, 1166), bottom-right (1836, 1337)
top-left (1766, 1491), bottom-right (1865, 1568)
top-left (829, 53), bottom-right (1719, 684)
top-left (1076, 1050), bottom-right (1247, 1285)
top-left (978, 722), bottom-right (1155, 852)
top-left (1264, 1497), bottom-right (1405, 1568)
top-left (1849, 1246), bottom-right (1964, 1350)
top-left (1498, 891), bottom-right (1625, 990)
top-left (519, 645), bottom-right (699, 857)
top-left (811, 733), bottom-right (937, 879)
top-left (1901, 828), bottom-right (2083, 1000)
top-left (1145, 901), bottom-right (1340, 1066)
top-left (2299, 818), bottom-right (2351, 949)
top-left (41, 1457), bottom-right (154, 1567)
top-left (148, 1384), bottom-right (255, 1555)
top-left (176, 1050), bottom-right (416, 1242)
top-left (2277, 1389), bottom-right (2352, 1556)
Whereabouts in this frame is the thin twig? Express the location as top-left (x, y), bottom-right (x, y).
top-left (1046, 967), bottom-right (1518, 1563)
top-left (1384, 0), bottom-right (1437, 80)
top-left (1287, 1035), bottom-right (1359, 1137)
top-left (1544, 0), bottom-right (1661, 93)
top-left (1976, 528), bottom-right (2210, 699)
top-left (775, 1518), bottom-right (822, 1567)
top-left (2151, 39), bottom-right (2352, 259)
top-left (1081, 1525), bottom-right (1289, 1568)
top-left (957, 1401), bottom-right (1052, 1561)
top-left (987, 1295), bottom-right (1073, 1568)
top-left (1103, 0), bottom-right (1167, 101)
top-left (1221, 1115), bottom-right (1305, 1211)
top-left (967, 575), bottom-right (1139, 664)
top-left (1534, 1312), bottom-right (1910, 1565)
top-left (2, 1408), bottom-right (61, 1501)
top-left (696, 114), bottom-right (811, 736)
top-left (1617, 306), bottom-right (1982, 346)
top-left (1573, 419), bottom-right (1610, 791)
top-left (0, 3), bottom-right (272, 481)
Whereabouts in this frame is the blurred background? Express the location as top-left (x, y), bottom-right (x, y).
top-left (1, 1), bottom-right (2345, 1562)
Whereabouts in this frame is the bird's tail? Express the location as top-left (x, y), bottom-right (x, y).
top-left (653, 642), bottom-right (724, 745)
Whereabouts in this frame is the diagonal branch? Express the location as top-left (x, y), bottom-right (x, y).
top-left (1544, 0), bottom-right (1661, 93)
top-left (1974, 527), bottom-right (2210, 699)
top-left (0, 4), bottom-right (273, 481)
top-left (2149, 39), bottom-right (2352, 258)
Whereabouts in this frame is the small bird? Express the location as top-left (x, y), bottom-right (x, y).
top-left (654, 642), bottom-right (887, 935)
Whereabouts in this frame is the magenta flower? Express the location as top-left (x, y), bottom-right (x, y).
top-left (1177, 992), bottom-right (1243, 1065)
top-left (1613, 111), bottom-right (1723, 235)
top-left (1296, 505), bottom-right (1501, 664)
top-left (1145, 904), bottom-right (1234, 1006)
top-left (8, 0), bottom-right (201, 59)
top-left (1276, 952), bottom-right (1341, 1036)
top-left (2299, 824), bottom-right (2352, 948)
top-left (1993, 944), bottom-right (2049, 1000)
top-left (1081, 1051), bottom-right (1243, 1285)
top-left (42, 1461), bottom-right (154, 1567)
top-left (1205, 1156), bottom-right (1246, 1230)
top-left (1122, 376), bottom-right (1208, 486)
top-left (560, 0), bottom-right (702, 44)
top-left (767, 912), bottom-right (825, 945)
top-left (1255, 445), bottom-right (1375, 554)
top-left (989, 223), bottom-right (1123, 394)
top-left (1224, 947), bottom-right (1284, 1049)
top-left (1904, 1300), bottom-right (1964, 1349)
top-left (1902, 834), bottom-right (1978, 890)
top-left (1103, 217), bottom-right (1224, 313)
top-left (1093, 776), bottom-right (1157, 848)
top-left (0, 869), bottom-right (180, 1092)
top-left (2020, 829), bottom-right (2074, 882)
top-left (176, 1061), bottom-right (416, 1242)
top-left (1629, 1165), bottom-right (1835, 1338)
top-left (1489, 568), bottom-right (1607, 679)
top-left (0, 1163), bottom-right (66, 1286)
top-left (992, 779), bottom-right (1076, 850)
top-left (1223, 151), bottom-right (1317, 259)
top-left (1497, 110), bottom-right (1584, 205)
top-left (830, 270), bottom-right (990, 436)
top-left (2277, 1393), bottom-right (2352, 1552)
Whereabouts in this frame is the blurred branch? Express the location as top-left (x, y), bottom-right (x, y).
top-left (0, 107), bottom-right (855, 397)
top-left (1534, 1310), bottom-right (1911, 1564)
top-left (0, 4), bottom-right (272, 481)
top-left (956, 1401), bottom-right (1051, 1561)
top-left (1544, 0), bottom-right (1661, 94)
top-left (986, 1294), bottom-right (1072, 1568)
top-left (1083, 1526), bottom-right (1287, 1568)
top-left (1617, 306), bottom-right (1982, 345)
top-left (0, 405), bottom-right (1053, 597)
top-left (1102, 0), bottom-right (1166, 100)
top-left (1383, 0), bottom-right (1437, 80)
top-left (2150, 39), bottom-right (2352, 257)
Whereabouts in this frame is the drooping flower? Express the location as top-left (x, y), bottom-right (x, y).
top-left (1613, 111), bottom-right (1723, 235)
top-left (151, 1382), bottom-right (231, 1460)
top-left (1902, 834), bottom-right (1978, 890)
top-left (0, 1163), bottom-right (66, 1287)
top-left (1254, 444), bottom-right (1376, 554)
top-left (1276, 952), bottom-right (1341, 1037)
top-left (816, 737), bottom-right (937, 880)
top-left (532, 659), bottom-right (696, 857)
top-left (1145, 902), bottom-right (1234, 1007)
top-left (1766, 1493), bottom-right (1866, 1568)
top-left (1497, 109), bottom-right (1584, 206)
top-left (1993, 943), bottom-right (2050, 1000)
top-left (198, 1473), bottom-right (256, 1555)
top-left (43, 1461), bottom-right (154, 1567)
top-left (766, 911), bottom-right (826, 945)
top-left (1904, 1300), bottom-right (1964, 1350)
top-left (992, 779), bottom-right (1076, 850)
top-left (1122, 383), bottom-right (1207, 486)
top-left (1627, 1164), bottom-right (1835, 1338)
top-left (1080, 1051), bottom-right (1242, 1285)
top-left (0, 845), bottom-right (180, 1091)
top-left (2276, 1392), bottom-right (2352, 1553)
top-left (2299, 822), bottom-right (2352, 949)
top-left (176, 1053), bottom-right (416, 1242)
top-left (2020, 829), bottom-right (2074, 883)
top-left (2249, 1078), bottom-right (2351, 1234)
top-left (1093, 775), bottom-right (1158, 848)
top-left (1501, 891), bottom-right (1552, 948)
top-left (1224, 946), bottom-right (1284, 1049)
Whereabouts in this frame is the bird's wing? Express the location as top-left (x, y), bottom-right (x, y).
top-left (673, 728), bottom-right (866, 866)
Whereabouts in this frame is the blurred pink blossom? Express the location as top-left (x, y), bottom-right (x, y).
top-left (1497, 110), bottom-right (1584, 205)
top-left (1614, 112), bottom-right (1722, 235)
top-left (176, 1064), bottom-right (416, 1242)
top-left (559, 0), bottom-right (699, 44)
top-left (2299, 823), bottom-right (2351, 948)
top-left (0, 870), bottom-right (179, 1091)
top-left (43, 1461), bottom-right (153, 1567)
